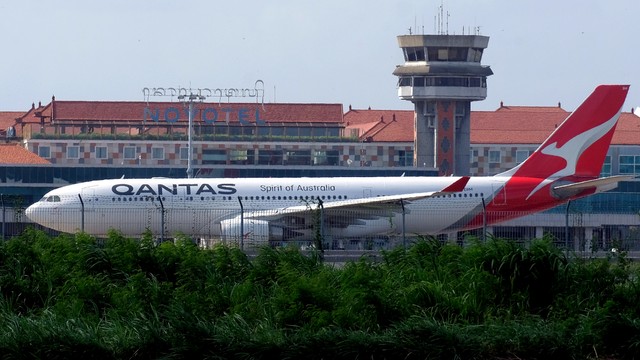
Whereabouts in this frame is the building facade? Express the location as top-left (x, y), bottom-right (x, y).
top-left (1, 96), bottom-right (639, 249)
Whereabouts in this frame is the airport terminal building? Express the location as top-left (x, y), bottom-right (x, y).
top-left (1, 95), bottom-right (639, 249)
top-left (1, 32), bottom-right (639, 249)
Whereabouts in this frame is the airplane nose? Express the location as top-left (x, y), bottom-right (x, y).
top-left (25, 204), bottom-right (39, 223)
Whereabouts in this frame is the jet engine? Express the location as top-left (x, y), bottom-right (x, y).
top-left (220, 218), bottom-right (284, 243)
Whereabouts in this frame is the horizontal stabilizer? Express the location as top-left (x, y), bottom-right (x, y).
top-left (552, 175), bottom-right (635, 198)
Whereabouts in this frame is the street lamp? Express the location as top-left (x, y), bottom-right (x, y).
top-left (178, 93), bottom-right (205, 178)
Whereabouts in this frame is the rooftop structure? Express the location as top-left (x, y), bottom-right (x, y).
top-left (394, 34), bottom-right (493, 175)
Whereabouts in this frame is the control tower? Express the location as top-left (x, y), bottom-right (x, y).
top-left (393, 34), bottom-right (492, 175)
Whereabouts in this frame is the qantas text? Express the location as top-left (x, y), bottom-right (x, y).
top-left (112, 183), bottom-right (237, 196)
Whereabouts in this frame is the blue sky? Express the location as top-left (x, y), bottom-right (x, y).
top-left (1, 0), bottom-right (638, 112)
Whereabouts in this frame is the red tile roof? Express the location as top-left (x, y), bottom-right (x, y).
top-left (470, 106), bottom-right (570, 144)
top-left (0, 144), bottom-right (50, 164)
top-left (0, 111), bottom-right (23, 130)
top-left (610, 113), bottom-right (640, 145)
top-left (344, 109), bottom-right (414, 142)
top-left (0, 112), bottom-right (23, 138)
top-left (471, 106), bottom-right (640, 145)
top-left (15, 98), bottom-right (640, 146)
top-left (345, 105), bottom-right (640, 145)
top-left (39, 100), bottom-right (344, 124)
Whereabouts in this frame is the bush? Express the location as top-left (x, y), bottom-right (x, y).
top-left (0, 229), bottom-right (638, 358)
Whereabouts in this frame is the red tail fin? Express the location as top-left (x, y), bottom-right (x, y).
top-left (504, 85), bottom-right (629, 180)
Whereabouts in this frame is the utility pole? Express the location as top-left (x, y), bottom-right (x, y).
top-left (178, 93), bottom-right (205, 178)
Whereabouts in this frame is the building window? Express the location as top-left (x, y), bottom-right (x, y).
top-left (601, 155), bottom-right (611, 177)
top-left (398, 150), bottom-right (414, 166)
top-left (515, 150), bottom-right (530, 164)
top-left (488, 150), bottom-right (501, 164)
top-left (437, 48), bottom-right (449, 60)
top-left (299, 127), bottom-right (312, 137)
top-left (313, 150), bottom-right (339, 166)
top-left (95, 146), bottom-right (107, 159)
top-left (284, 150), bottom-right (311, 165)
top-left (123, 146), bottom-right (136, 160)
top-left (152, 147), bottom-right (164, 160)
top-left (455, 115), bottom-right (464, 129)
top-left (180, 146), bottom-right (190, 160)
top-left (285, 127), bottom-right (298, 138)
top-left (619, 155), bottom-right (640, 174)
top-left (311, 127), bottom-right (327, 138)
top-left (202, 149), bottom-right (227, 165)
top-left (38, 146), bottom-right (51, 158)
top-left (404, 47), bottom-right (425, 61)
top-left (424, 102), bottom-right (436, 114)
top-left (327, 127), bottom-right (340, 137)
top-left (398, 77), bottom-right (411, 87)
top-left (230, 150), bottom-right (255, 165)
top-left (471, 48), bottom-right (483, 62)
top-left (67, 146), bottom-right (79, 159)
top-left (257, 149), bottom-right (283, 165)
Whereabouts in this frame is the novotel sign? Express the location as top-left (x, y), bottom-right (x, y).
top-left (143, 106), bottom-right (266, 125)
top-left (142, 80), bottom-right (266, 125)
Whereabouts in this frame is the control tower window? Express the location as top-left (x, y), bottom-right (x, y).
top-left (424, 102), bottom-right (436, 114)
top-left (448, 48), bottom-right (468, 61)
top-left (398, 77), bottom-right (411, 87)
top-left (404, 47), bottom-right (425, 61)
top-left (427, 47), bottom-right (469, 62)
top-left (471, 48), bottom-right (484, 62)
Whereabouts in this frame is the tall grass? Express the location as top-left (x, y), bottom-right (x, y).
top-left (0, 229), bottom-right (638, 358)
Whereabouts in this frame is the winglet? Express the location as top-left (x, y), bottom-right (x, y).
top-left (440, 176), bottom-right (470, 193)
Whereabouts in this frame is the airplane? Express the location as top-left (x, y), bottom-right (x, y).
top-left (25, 85), bottom-right (633, 243)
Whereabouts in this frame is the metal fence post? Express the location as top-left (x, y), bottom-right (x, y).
top-left (481, 197), bottom-right (487, 242)
top-left (238, 197), bottom-right (244, 250)
top-left (78, 194), bottom-right (85, 233)
top-left (400, 199), bottom-right (406, 250)
top-left (157, 196), bottom-right (165, 242)
top-left (318, 199), bottom-right (325, 250)
top-left (1, 194), bottom-right (5, 241)
top-left (565, 200), bottom-right (572, 254)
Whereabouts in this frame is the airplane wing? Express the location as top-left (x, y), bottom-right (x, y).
top-left (243, 176), bottom-right (470, 221)
top-left (552, 175), bottom-right (635, 199)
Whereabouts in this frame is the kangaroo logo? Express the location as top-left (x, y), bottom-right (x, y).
top-left (525, 112), bottom-right (619, 199)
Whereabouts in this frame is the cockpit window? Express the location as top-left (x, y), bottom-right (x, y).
top-left (45, 195), bottom-right (61, 202)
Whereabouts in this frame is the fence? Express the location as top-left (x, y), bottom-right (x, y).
top-left (12, 198), bottom-right (640, 253)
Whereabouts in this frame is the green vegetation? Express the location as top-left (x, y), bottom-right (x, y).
top-left (0, 229), bottom-right (639, 359)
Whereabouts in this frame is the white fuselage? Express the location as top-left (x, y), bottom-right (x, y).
top-left (26, 176), bottom-right (511, 240)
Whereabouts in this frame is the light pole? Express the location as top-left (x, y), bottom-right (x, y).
top-left (178, 93), bottom-right (205, 178)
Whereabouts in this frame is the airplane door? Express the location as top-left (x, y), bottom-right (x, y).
top-left (363, 188), bottom-right (372, 198)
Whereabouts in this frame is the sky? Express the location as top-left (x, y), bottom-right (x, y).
top-left (1, 0), bottom-right (639, 112)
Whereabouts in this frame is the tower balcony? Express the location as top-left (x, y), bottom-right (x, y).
top-left (398, 86), bottom-right (487, 101)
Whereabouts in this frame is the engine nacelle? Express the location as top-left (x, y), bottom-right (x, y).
top-left (220, 218), bottom-right (284, 243)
